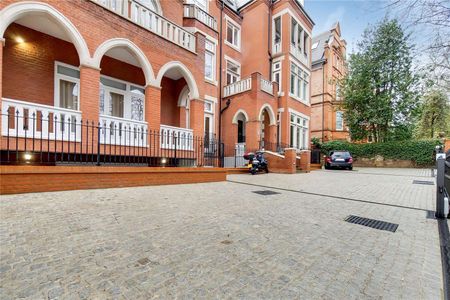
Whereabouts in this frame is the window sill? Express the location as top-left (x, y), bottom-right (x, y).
top-left (289, 93), bottom-right (310, 106)
top-left (204, 78), bottom-right (218, 86)
top-left (225, 40), bottom-right (241, 52)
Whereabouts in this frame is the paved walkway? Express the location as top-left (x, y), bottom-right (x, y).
top-left (0, 168), bottom-right (443, 299)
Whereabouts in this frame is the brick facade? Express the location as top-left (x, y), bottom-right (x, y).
top-left (0, 0), bottom-right (316, 182)
top-left (310, 22), bottom-right (349, 142)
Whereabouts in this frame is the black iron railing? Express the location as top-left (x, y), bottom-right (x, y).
top-left (1, 112), bottom-right (222, 167)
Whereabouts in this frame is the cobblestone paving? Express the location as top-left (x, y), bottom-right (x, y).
top-left (0, 168), bottom-right (443, 299)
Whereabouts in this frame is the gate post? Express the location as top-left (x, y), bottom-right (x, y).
top-left (436, 146), bottom-right (447, 218)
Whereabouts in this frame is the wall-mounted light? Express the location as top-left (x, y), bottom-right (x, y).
top-left (15, 36), bottom-right (25, 44)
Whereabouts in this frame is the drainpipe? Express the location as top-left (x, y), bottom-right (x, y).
top-left (218, 0), bottom-right (225, 166)
top-left (268, 0), bottom-right (273, 76)
top-left (322, 61), bottom-right (325, 142)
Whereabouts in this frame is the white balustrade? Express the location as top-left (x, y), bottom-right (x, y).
top-left (1, 98), bottom-right (82, 142)
top-left (99, 115), bottom-right (148, 146)
top-left (160, 124), bottom-right (194, 150)
top-left (91, 0), bottom-right (196, 52)
top-left (223, 77), bottom-right (252, 97)
top-left (183, 4), bottom-right (217, 30)
top-left (260, 78), bottom-right (274, 95)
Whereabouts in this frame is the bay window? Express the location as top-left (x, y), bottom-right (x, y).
top-left (289, 113), bottom-right (309, 150)
top-left (290, 62), bottom-right (309, 103)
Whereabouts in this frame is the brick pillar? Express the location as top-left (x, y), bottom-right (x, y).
top-left (79, 66), bottom-right (100, 157)
top-left (284, 148), bottom-right (297, 174)
top-left (145, 85), bottom-right (161, 131)
top-left (299, 150), bottom-right (311, 173)
top-left (189, 99), bottom-right (204, 138)
top-left (80, 66), bottom-right (100, 123)
top-left (246, 120), bottom-right (260, 151)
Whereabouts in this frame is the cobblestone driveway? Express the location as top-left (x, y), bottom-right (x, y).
top-left (0, 168), bottom-right (443, 299)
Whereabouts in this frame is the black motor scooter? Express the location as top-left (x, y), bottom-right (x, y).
top-left (244, 151), bottom-right (269, 175)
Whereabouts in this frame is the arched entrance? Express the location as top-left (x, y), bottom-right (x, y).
top-left (258, 104), bottom-right (276, 151)
top-left (1, 2), bottom-right (89, 142)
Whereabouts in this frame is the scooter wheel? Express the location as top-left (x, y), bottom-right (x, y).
top-left (265, 168), bottom-right (269, 173)
top-left (251, 169), bottom-right (256, 175)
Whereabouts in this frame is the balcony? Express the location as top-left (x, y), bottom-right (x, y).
top-left (223, 77), bottom-right (252, 97)
top-left (2, 98), bottom-right (82, 142)
top-left (91, 0), bottom-right (196, 53)
top-left (183, 4), bottom-right (217, 31)
top-left (160, 124), bottom-right (194, 150)
top-left (290, 44), bottom-right (309, 66)
top-left (99, 115), bottom-right (148, 146)
top-left (223, 74), bottom-right (275, 97)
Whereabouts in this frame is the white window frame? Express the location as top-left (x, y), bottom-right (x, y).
top-left (204, 100), bottom-right (215, 135)
top-left (225, 16), bottom-right (241, 51)
top-left (289, 112), bottom-right (309, 150)
top-left (204, 38), bottom-right (216, 83)
top-left (336, 111), bottom-right (344, 131)
top-left (54, 62), bottom-right (81, 111)
top-left (225, 56), bottom-right (241, 85)
top-left (272, 15), bottom-right (282, 54)
top-left (99, 74), bottom-right (146, 121)
top-left (289, 61), bottom-right (310, 105)
top-left (272, 61), bottom-right (282, 93)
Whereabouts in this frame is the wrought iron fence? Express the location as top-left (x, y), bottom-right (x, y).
top-left (311, 148), bottom-right (322, 164)
top-left (0, 112), bottom-right (222, 167)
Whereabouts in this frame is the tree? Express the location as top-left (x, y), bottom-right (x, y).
top-left (341, 19), bottom-right (418, 142)
top-left (388, 0), bottom-right (450, 89)
top-left (415, 89), bottom-right (450, 138)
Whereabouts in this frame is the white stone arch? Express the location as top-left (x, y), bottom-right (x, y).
top-left (138, 0), bottom-right (163, 15)
top-left (0, 1), bottom-right (91, 66)
top-left (258, 104), bottom-right (276, 125)
top-left (232, 109), bottom-right (249, 124)
top-left (177, 85), bottom-right (190, 108)
top-left (156, 61), bottom-right (200, 99)
top-left (93, 38), bottom-right (157, 86)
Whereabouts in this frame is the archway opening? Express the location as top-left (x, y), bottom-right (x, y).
top-left (98, 47), bottom-right (147, 122)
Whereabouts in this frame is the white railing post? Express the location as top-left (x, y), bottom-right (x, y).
top-left (160, 124), bottom-right (193, 150)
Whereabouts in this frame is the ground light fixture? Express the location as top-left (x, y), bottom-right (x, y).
top-left (161, 157), bottom-right (167, 165)
top-left (23, 152), bottom-right (33, 163)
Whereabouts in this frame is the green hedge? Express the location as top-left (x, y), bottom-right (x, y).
top-left (320, 140), bottom-right (441, 166)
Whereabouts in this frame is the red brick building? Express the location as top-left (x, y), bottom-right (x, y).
top-left (0, 0), bottom-right (314, 168)
top-left (310, 22), bottom-right (349, 142)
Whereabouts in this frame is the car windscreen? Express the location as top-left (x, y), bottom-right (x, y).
top-left (331, 151), bottom-right (351, 158)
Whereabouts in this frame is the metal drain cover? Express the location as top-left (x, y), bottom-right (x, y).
top-left (413, 180), bottom-right (434, 185)
top-left (252, 190), bottom-right (280, 196)
top-left (344, 215), bottom-right (398, 233)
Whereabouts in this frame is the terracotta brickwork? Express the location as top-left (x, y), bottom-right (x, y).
top-left (0, 166), bottom-right (227, 195)
top-left (310, 22), bottom-right (349, 142)
top-left (264, 148), bottom-right (297, 174)
top-left (0, 0), bottom-right (316, 192)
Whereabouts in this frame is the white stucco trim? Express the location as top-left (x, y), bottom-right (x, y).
top-left (156, 61), bottom-right (200, 99)
top-left (93, 38), bottom-right (157, 87)
top-left (0, 1), bottom-right (92, 66)
top-left (232, 109), bottom-right (249, 124)
top-left (258, 104), bottom-right (276, 126)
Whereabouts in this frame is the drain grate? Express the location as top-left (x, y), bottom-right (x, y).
top-left (344, 215), bottom-right (398, 233)
top-left (252, 190), bottom-right (280, 196)
top-left (426, 210), bottom-right (436, 219)
top-left (413, 180), bottom-right (434, 185)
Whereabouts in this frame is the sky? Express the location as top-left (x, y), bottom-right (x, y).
top-left (305, 0), bottom-right (388, 54)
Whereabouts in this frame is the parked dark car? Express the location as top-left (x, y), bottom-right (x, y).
top-left (325, 150), bottom-right (353, 170)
